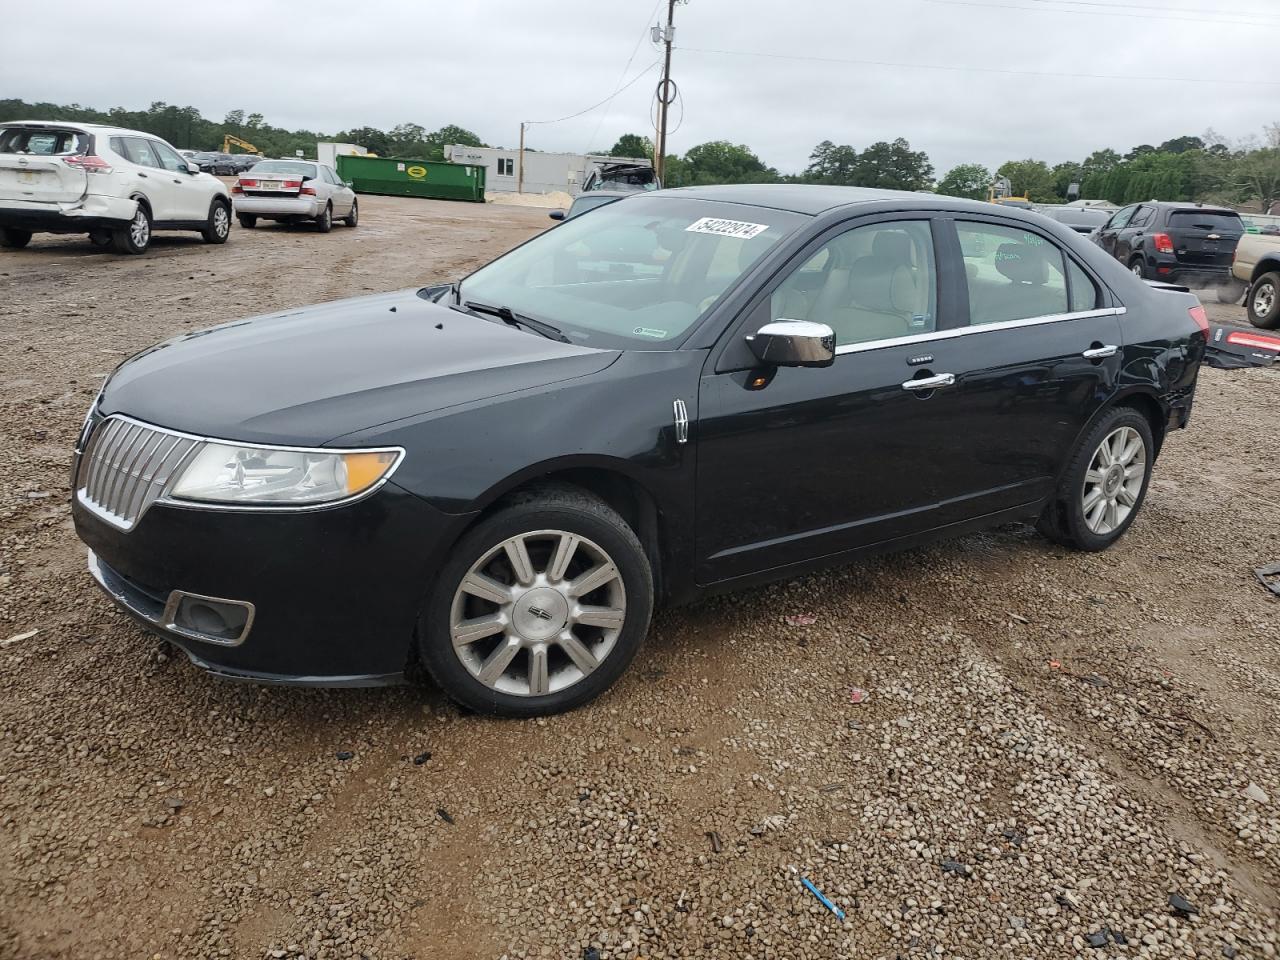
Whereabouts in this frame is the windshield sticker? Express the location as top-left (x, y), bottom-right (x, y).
top-left (685, 217), bottom-right (769, 240)
top-left (633, 326), bottom-right (668, 339)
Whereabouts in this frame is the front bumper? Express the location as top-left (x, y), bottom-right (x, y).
top-left (0, 194), bottom-right (138, 233)
top-left (233, 196), bottom-right (325, 219)
top-left (74, 481), bottom-right (475, 686)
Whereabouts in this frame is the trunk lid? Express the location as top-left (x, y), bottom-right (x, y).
top-left (0, 125), bottom-right (92, 204)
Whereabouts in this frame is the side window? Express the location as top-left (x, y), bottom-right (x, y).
top-left (1106, 206), bottom-right (1136, 231)
top-left (769, 220), bottom-right (936, 347)
top-left (1128, 206), bottom-right (1152, 229)
top-left (151, 141), bottom-right (187, 173)
top-left (124, 137), bottom-right (161, 168)
top-left (957, 222), bottom-right (1069, 325)
top-left (1068, 260), bottom-right (1100, 312)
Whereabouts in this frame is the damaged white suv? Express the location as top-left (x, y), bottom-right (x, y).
top-left (0, 121), bottom-right (232, 254)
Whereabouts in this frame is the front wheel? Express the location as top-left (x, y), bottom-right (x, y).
top-left (1037, 407), bottom-right (1154, 552)
top-left (202, 199), bottom-right (231, 244)
top-left (0, 227), bottom-right (32, 249)
top-left (342, 198), bottom-right (358, 228)
top-left (1247, 272), bottom-right (1280, 329)
top-left (111, 204), bottom-right (151, 255)
top-left (418, 487), bottom-right (654, 716)
top-left (315, 203), bottom-right (332, 233)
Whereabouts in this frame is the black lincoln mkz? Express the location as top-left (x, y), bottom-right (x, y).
top-left (73, 185), bottom-right (1206, 715)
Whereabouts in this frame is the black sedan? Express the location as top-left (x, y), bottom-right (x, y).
top-left (73, 185), bottom-right (1206, 716)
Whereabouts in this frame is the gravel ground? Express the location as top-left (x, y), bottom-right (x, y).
top-left (0, 196), bottom-right (1277, 960)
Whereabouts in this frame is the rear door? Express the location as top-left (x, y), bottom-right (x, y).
top-left (1166, 208), bottom-right (1244, 271)
top-left (1117, 204), bottom-right (1154, 264)
top-left (0, 126), bottom-right (90, 204)
top-left (116, 137), bottom-right (183, 221)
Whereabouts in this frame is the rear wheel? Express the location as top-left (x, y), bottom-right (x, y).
top-left (1247, 272), bottom-right (1280, 329)
top-left (315, 203), bottom-right (332, 233)
top-left (418, 487), bottom-right (654, 716)
top-left (1037, 407), bottom-right (1154, 552)
top-left (202, 199), bottom-right (231, 244)
top-left (0, 228), bottom-right (32, 249)
top-left (111, 205), bottom-right (151, 255)
top-left (342, 198), bottom-right (358, 228)
top-left (1129, 257), bottom-right (1146, 279)
top-left (237, 214), bottom-right (257, 229)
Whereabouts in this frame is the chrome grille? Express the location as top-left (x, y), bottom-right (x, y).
top-left (76, 417), bottom-right (198, 531)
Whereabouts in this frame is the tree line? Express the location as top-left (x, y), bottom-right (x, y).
top-left (2, 98), bottom-right (1275, 211)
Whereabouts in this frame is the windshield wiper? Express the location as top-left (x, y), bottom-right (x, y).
top-left (457, 300), bottom-right (571, 343)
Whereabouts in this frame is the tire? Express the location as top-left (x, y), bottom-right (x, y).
top-left (111, 204), bottom-right (151, 255)
top-left (315, 203), bottom-right (332, 233)
top-left (1129, 257), bottom-right (1146, 280)
top-left (417, 486), bottom-right (654, 717)
top-left (0, 227), bottom-right (32, 249)
top-left (1036, 406), bottom-right (1154, 552)
top-left (1247, 271), bottom-right (1280, 329)
top-left (202, 199), bottom-right (231, 244)
top-left (1215, 279), bottom-right (1247, 304)
top-left (238, 214), bottom-right (257, 229)
top-left (342, 198), bottom-right (358, 228)
top-left (89, 229), bottom-right (112, 248)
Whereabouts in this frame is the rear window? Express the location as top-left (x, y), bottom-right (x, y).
top-left (0, 127), bottom-right (89, 156)
top-left (1168, 210), bottom-right (1242, 232)
top-left (247, 161), bottom-right (316, 178)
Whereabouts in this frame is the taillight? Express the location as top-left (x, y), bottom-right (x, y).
top-left (299, 184), bottom-right (317, 196)
top-left (1153, 233), bottom-right (1174, 254)
top-left (1189, 304), bottom-right (1209, 339)
top-left (239, 179), bottom-right (258, 188)
top-left (63, 154), bottom-right (113, 174)
top-left (231, 181), bottom-right (244, 195)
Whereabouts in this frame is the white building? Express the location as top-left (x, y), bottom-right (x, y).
top-left (445, 145), bottom-right (651, 196)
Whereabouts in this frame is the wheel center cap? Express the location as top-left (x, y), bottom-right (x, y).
top-left (1104, 465), bottom-right (1124, 496)
top-left (512, 587), bottom-right (568, 641)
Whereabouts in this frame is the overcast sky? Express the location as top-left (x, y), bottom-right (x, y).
top-left (5, 0), bottom-right (1278, 176)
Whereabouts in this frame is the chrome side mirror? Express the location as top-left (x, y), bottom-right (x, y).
top-left (745, 319), bottom-right (836, 368)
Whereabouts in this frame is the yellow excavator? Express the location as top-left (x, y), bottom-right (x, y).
top-left (987, 176), bottom-right (1033, 209)
top-left (221, 134), bottom-right (260, 156)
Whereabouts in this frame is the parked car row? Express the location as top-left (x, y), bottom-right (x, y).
top-left (190, 151), bottom-right (259, 176)
top-left (0, 121), bottom-right (357, 253)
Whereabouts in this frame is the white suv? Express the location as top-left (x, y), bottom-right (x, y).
top-left (0, 121), bottom-right (232, 254)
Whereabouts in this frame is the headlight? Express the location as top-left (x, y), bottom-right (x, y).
top-left (165, 442), bottom-right (402, 507)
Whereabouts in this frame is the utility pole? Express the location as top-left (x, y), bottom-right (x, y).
top-left (654, 0), bottom-right (678, 183)
top-left (517, 121), bottom-right (526, 194)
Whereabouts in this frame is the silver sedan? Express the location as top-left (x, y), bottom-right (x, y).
top-left (231, 159), bottom-right (358, 233)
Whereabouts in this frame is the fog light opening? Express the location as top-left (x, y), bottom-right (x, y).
top-left (166, 592), bottom-right (253, 645)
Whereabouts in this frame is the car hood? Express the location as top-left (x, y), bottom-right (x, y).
top-left (101, 289), bottom-right (619, 446)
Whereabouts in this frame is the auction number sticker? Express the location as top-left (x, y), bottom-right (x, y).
top-left (685, 217), bottom-right (768, 240)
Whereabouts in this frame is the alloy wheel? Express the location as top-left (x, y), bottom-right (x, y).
top-left (213, 205), bottom-right (229, 239)
top-left (130, 210), bottom-right (150, 248)
top-left (1255, 281), bottom-right (1276, 319)
top-left (1081, 426), bottom-right (1146, 535)
top-left (449, 529), bottom-right (626, 697)
top-left (1130, 262), bottom-right (1143, 277)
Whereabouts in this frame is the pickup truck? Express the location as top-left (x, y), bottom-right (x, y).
top-left (1233, 232), bottom-right (1280, 328)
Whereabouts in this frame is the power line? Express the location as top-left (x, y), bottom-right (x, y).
top-left (1018, 0), bottom-right (1280, 21)
top-left (524, 61), bottom-right (661, 126)
top-left (681, 46), bottom-right (1280, 87)
top-left (925, 0), bottom-right (1279, 27)
top-left (586, 0), bottom-right (665, 152)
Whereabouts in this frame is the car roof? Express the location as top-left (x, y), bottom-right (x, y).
top-left (1141, 200), bottom-right (1239, 213)
top-left (1, 119), bottom-right (159, 139)
top-left (657, 183), bottom-right (1010, 217)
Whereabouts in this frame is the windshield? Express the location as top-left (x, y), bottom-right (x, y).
top-left (459, 195), bottom-right (805, 349)
top-left (247, 160), bottom-right (317, 178)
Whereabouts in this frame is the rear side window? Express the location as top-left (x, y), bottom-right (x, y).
top-left (0, 127), bottom-right (88, 155)
top-left (1068, 260), bottom-right (1100, 312)
top-left (957, 222), bottom-right (1069, 324)
top-left (122, 137), bottom-right (161, 168)
top-left (1168, 210), bottom-right (1243, 233)
top-left (1129, 206), bottom-right (1153, 228)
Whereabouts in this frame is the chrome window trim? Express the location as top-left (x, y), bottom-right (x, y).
top-left (77, 413), bottom-right (406, 521)
top-left (832, 306), bottom-right (1126, 357)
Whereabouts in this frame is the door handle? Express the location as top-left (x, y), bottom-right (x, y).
top-left (1082, 345), bottom-right (1118, 360)
top-left (137, 172), bottom-right (148, 178)
top-left (902, 373), bottom-right (956, 392)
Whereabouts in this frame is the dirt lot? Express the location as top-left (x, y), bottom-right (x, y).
top-left (1, 195), bottom-right (1278, 960)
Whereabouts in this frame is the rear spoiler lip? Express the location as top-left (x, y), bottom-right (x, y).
top-left (1143, 279), bottom-right (1192, 293)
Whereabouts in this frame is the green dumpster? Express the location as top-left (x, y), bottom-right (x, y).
top-left (336, 155), bottom-right (486, 202)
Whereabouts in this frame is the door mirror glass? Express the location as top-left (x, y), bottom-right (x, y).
top-left (746, 319), bottom-right (836, 368)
